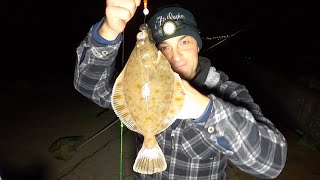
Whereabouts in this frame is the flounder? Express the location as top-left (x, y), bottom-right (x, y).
top-left (111, 23), bottom-right (186, 174)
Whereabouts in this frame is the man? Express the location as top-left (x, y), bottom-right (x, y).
top-left (73, 0), bottom-right (287, 179)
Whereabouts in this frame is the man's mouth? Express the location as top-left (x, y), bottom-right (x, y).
top-left (173, 64), bottom-right (186, 69)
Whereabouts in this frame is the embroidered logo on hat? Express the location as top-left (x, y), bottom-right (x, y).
top-left (154, 12), bottom-right (186, 30)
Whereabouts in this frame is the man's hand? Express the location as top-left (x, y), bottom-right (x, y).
top-left (99, 0), bottom-right (141, 40)
top-left (176, 80), bottom-right (211, 120)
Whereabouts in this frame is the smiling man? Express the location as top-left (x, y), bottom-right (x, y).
top-left (73, 1), bottom-right (287, 179)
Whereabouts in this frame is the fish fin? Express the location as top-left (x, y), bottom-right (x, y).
top-left (165, 73), bottom-right (186, 121)
top-left (133, 136), bottom-right (167, 174)
top-left (159, 118), bottom-right (176, 132)
top-left (111, 70), bottom-right (142, 134)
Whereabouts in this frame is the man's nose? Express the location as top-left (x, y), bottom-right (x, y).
top-left (171, 48), bottom-right (181, 62)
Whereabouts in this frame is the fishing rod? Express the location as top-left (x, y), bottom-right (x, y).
top-left (202, 25), bottom-right (250, 53)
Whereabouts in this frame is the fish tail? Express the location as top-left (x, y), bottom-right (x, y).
top-left (133, 136), bottom-right (166, 174)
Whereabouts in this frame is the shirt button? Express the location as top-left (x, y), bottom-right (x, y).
top-left (208, 126), bottom-right (215, 133)
top-left (102, 51), bottom-right (108, 55)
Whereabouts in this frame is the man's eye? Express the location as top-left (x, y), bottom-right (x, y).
top-left (181, 40), bottom-right (189, 45)
top-left (160, 46), bottom-right (170, 51)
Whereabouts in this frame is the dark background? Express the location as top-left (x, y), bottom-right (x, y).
top-left (3, 0), bottom-right (319, 80)
top-left (1, 0), bottom-right (320, 179)
top-left (4, 0), bottom-right (319, 123)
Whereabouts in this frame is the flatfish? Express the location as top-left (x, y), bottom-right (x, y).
top-left (111, 23), bottom-right (186, 174)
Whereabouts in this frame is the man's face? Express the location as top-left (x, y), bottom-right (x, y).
top-left (157, 35), bottom-right (199, 80)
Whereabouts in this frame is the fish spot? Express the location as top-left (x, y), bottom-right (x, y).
top-left (180, 90), bottom-right (186, 95)
top-left (114, 95), bottom-right (122, 99)
top-left (161, 110), bottom-right (167, 116)
top-left (135, 123), bottom-right (142, 130)
top-left (156, 122), bottom-right (161, 127)
top-left (137, 84), bottom-right (142, 89)
top-left (132, 125), bottom-right (137, 130)
top-left (117, 105), bottom-right (125, 111)
top-left (175, 97), bottom-right (183, 101)
top-left (123, 113), bottom-right (129, 118)
top-left (164, 95), bottom-right (171, 100)
top-left (126, 96), bottom-right (132, 101)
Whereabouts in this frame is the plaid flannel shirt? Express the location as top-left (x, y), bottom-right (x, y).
top-left (74, 23), bottom-right (287, 180)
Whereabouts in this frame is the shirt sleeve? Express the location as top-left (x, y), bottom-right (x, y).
top-left (193, 69), bottom-right (287, 178)
top-left (199, 93), bottom-right (287, 179)
top-left (73, 22), bottom-right (122, 108)
top-left (92, 18), bottom-right (122, 45)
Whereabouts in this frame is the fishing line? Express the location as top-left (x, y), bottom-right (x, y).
top-left (119, 30), bottom-right (125, 180)
top-left (120, 122), bottom-right (124, 180)
top-left (143, 0), bottom-right (149, 23)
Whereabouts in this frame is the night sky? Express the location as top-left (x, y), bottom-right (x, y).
top-left (3, 0), bottom-right (319, 81)
top-left (3, 0), bottom-right (319, 124)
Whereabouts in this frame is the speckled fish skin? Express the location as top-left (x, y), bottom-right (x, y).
top-left (111, 24), bottom-right (186, 174)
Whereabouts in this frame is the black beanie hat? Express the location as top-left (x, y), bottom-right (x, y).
top-left (147, 6), bottom-right (202, 49)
